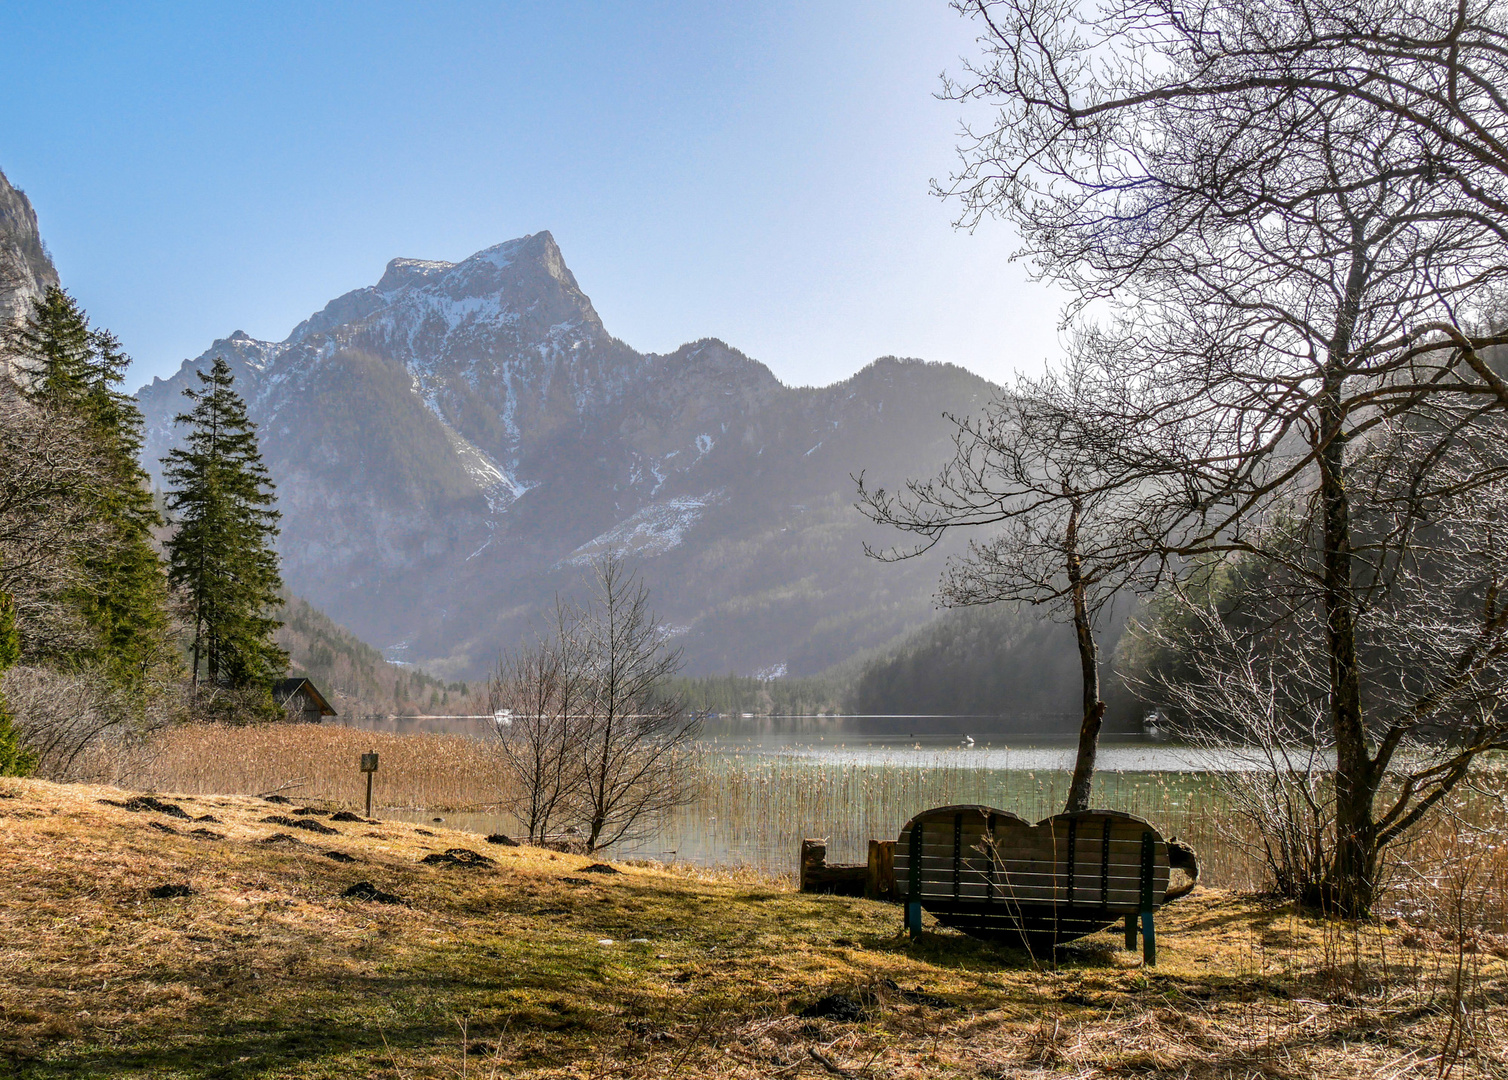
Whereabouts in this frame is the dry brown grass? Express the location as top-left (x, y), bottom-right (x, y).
top-left (2, 776), bottom-right (1508, 1078)
top-left (131, 722), bottom-right (507, 811)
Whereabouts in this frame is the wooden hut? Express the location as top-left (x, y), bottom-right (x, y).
top-left (271, 677), bottom-right (337, 723)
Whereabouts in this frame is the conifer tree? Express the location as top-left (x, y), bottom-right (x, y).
top-left (9, 287), bottom-right (176, 697)
top-left (163, 357), bottom-right (288, 692)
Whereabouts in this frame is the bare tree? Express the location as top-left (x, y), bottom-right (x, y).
top-left (488, 601), bottom-right (588, 844)
top-left (1141, 593), bottom-right (1342, 900)
top-left (936, 0), bottom-right (1508, 916)
top-left (944, 0), bottom-right (1508, 274)
top-left (1129, 415), bottom-right (1508, 908)
top-left (2, 663), bottom-right (171, 780)
top-left (577, 555), bottom-right (703, 853)
top-left (0, 378), bottom-right (110, 657)
top-left (859, 359), bottom-right (1148, 812)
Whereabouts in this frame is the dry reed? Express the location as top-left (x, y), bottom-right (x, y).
top-left (128, 724), bottom-right (1508, 933)
top-left (138, 722), bottom-right (509, 811)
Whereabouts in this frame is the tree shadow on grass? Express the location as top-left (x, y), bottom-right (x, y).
top-left (12, 953), bottom-right (606, 1078)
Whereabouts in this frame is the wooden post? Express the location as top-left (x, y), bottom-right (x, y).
top-left (906, 820), bottom-right (923, 938)
top-left (800, 839), bottom-right (827, 893)
top-left (1125, 913), bottom-right (1137, 950)
top-left (866, 839), bottom-right (895, 901)
top-left (1140, 831), bottom-right (1157, 965)
top-left (360, 751), bottom-right (379, 819)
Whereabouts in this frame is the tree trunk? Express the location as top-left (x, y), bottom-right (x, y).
top-left (1063, 501), bottom-right (1104, 813)
top-left (1318, 259), bottom-right (1378, 917)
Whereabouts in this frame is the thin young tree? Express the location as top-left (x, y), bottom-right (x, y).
top-left (577, 555), bottom-right (702, 852)
top-left (163, 357), bottom-right (287, 697)
top-left (859, 362), bottom-right (1146, 812)
top-left (939, 0), bottom-right (1508, 914)
top-left (489, 601), bottom-right (587, 844)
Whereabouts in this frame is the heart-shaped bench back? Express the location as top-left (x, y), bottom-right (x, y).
top-left (894, 805), bottom-right (1172, 944)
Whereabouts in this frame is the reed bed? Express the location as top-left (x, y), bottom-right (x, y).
top-left (128, 723), bottom-right (1508, 932)
top-left (669, 748), bottom-right (1261, 889)
top-left (138, 723), bottom-right (508, 811)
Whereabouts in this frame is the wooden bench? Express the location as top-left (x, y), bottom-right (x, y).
top-left (894, 805), bottom-right (1198, 963)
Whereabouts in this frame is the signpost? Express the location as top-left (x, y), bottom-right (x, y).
top-left (360, 751), bottom-right (379, 819)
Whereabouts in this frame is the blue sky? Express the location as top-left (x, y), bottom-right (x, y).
top-left (0, 1), bottom-right (1060, 389)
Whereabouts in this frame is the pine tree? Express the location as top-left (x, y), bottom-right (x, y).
top-left (163, 357), bottom-right (288, 693)
top-left (9, 287), bottom-right (177, 697)
top-left (0, 590), bottom-right (37, 777)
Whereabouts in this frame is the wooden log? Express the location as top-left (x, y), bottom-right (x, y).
top-left (867, 839), bottom-right (896, 901)
top-left (799, 838), bottom-right (867, 896)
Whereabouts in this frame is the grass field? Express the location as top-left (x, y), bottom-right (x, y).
top-left (3, 776), bottom-right (1507, 1078)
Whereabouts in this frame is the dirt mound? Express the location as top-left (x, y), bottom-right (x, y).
top-left (580, 863), bottom-right (619, 874)
top-left (102, 796), bottom-right (191, 819)
top-left (189, 828), bottom-right (224, 840)
top-left (420, 848), bottom-right (496, 869)
top-left (149, 821), bottom-right (179, 835)
top-left (261, 815), bottom-right (338, 835)
top-left (415, 828), bottom-right (435, 836)
top-left (293, 807), bottom-right (327, 817)
top-left (261, 832), bottom-right (303, 846)
top-left (263, 794), bottom-right (293, 804)
top-left (194, 814), bottom-right (220, 823)
top-left (799, 994), bottom-right (866, 1022)
top-left (484, 833), bottom-right (519, 846)
top-left (148, 883), bottom-right (194, 899)
top-left (342, 881), bottom-right (406, 905)
top-left (329, 811), bottom-right (365, 823)
top-left (322, 850), bottom-right (357, 863)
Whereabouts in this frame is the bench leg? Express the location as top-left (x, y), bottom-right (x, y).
top-left (905, 901), bottom-right (922, 938)
top-left (1141, 910), bottom-right (1156, 966)
top-left (1124, 913), bottom-right (1137, 951)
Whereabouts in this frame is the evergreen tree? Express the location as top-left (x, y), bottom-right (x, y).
top-left (9, 287), bottom-right (177, 697)
top-left (163, 357), bottom-right (288, 692)
top-left (0, 590), bottom-right (37, 777)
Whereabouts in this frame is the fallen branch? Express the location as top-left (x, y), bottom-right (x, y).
top-left (808, 1047), bottom-right (853, 1077)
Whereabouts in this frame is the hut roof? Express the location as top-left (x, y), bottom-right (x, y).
top-left (271, 677), bottom-right (337, 717)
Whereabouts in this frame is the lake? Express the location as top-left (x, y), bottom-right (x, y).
top-left (343, 714), bottom-right (1265, 885)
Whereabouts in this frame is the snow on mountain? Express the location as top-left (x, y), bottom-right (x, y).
top-left (564, 490), bottom-right (727, 565)
top-left (136, 233), bottom-right (996, 679)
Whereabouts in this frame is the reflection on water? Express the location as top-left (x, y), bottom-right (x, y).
top-left (353, 714), bottom-right (1280, 884)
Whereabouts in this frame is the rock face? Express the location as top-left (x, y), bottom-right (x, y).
top-left (0, 167), bottom-right (60, 334)
top-left (138, 233), bottom-right (996, 678)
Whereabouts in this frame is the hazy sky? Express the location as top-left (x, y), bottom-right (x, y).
top-left (0, 1), bottom-right (1062, 390)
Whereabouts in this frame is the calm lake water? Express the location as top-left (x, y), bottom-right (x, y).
top-left (341, 713), bottom-right (1266, 885)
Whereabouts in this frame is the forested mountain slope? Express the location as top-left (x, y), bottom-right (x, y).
top-left (138, 233), bottom-right (994, 679)
top-left (276, 596), bottom-right (470, 718)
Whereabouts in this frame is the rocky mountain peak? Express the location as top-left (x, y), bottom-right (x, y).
top-left (376, 257), bottom-right (455, 294)
top-left (134, 228), bottom-right (996, 681)
top-left (0, 167), bottom-right (60, 332)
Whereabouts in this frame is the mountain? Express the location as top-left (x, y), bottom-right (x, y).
top-left (137, 233), bottom-right (997, 679)
top-left (0, 167), bottom-right (59, 334)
